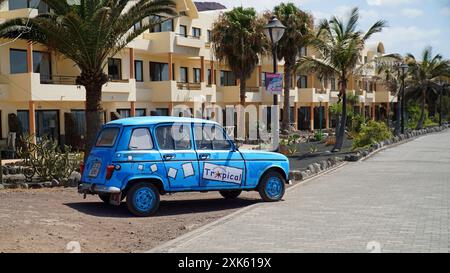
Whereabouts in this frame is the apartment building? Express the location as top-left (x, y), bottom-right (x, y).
top-left (0, 0), bottom-right (394, 145)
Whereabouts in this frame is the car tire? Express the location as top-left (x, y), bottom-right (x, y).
top-left (219, 190), bottom-right (242, 199)
top-left (258, 171), bottom-right (286, 202)
top-left (126, 182), bottom-right (160, 217)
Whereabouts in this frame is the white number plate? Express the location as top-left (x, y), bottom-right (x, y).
top-left (88, 161), bottom-right (102, 178)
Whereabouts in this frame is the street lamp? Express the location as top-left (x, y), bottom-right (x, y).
top-left (318, 95), bottom-right (324, 133)
top-left (264, 16), bottom-right (285, 150)
top-left (399, 63), bottom-right (409, 134)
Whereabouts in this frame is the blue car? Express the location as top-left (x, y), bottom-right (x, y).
top-left (78, 117), bottom-right (290, 216)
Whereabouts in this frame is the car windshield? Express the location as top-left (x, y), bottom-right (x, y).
top-left (96, 127), bottom-right (120, 147)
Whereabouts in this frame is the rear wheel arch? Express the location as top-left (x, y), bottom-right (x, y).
top-left (123, 178), bottom-right (165, 196)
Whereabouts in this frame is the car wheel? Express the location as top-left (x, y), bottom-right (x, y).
top-left (258, 171), bottom-right (286, 202)
top-left (126, 182), bottom-right (160, 217)
top-left (98, 193), bottom-right (111, 204)
top-left (219, 190), bottom-right (242, 199)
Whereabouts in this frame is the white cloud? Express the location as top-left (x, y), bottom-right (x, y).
top-left (369, 26), bottom-right (441, 54)
top-left (401, 8), bottom-right (423, 18)
top-left (366, 0), bottom-right (415, 6)
top-left (440, 7), bottom-right (450, 16)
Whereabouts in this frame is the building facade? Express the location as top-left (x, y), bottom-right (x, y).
top-left (0, 0), bottom-right (396, 145)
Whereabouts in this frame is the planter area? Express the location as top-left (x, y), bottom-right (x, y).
top-left (288, 125), bottom-right (449, 182)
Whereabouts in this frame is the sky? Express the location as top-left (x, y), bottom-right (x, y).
top-left (205, 0), bottom-right (450, 59)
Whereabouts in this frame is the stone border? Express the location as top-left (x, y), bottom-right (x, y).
top-left (288, 125), bottom-right (449, 181)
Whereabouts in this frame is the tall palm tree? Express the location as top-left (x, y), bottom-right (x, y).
top-left (298, 7), bottom-right (386, 151)
top-left (405, 47), bottom-right (450, 129)
top-left (211, 7), bottom-right (268, 105)
top-left (271, 3), bottom-right (313, 133)
top-left (374, 54), bottom-right (404, 134)
top-left (0, 0), bottom-right (176, 155)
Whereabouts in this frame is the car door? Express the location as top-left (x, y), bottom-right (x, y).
top-left (154, 123), bottom-right (200, 189)
top-left (194, 123), bottom-right (246, 189)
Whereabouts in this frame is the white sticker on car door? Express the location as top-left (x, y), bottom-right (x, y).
top-left (203, 163), bottom-right (243, 184)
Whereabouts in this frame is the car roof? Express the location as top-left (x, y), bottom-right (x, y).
top-left (106, 116), bottom-right (219, 126)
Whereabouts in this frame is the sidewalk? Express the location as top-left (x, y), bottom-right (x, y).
top-left (151, 130), bottom-right (450, 253)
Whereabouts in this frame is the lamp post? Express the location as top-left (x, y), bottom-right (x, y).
top-left (264, 16), bottom-right (285, 150)
top-left (318, 95), bottom-right (324, 133)
top-left (399, 63), bottom-right (409, 134)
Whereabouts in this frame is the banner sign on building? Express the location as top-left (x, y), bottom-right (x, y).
top-left (265, 73), bottom-right (283, 95)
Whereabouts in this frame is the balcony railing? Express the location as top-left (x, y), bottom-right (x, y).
top-left (315, 89), bottom-right (327, 94)
top-left (40, 75), bottom-right (77, 85)
top-left (175, 33), bottom-right (201, 39)
top-left (177, 82), bottom-right (201, 90)
top-left (246, 86), bottom-right (260, 93)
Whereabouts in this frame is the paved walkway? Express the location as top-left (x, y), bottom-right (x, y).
top-left (152, 130), bottom-right (450, 253)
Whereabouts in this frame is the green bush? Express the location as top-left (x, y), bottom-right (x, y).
top-left (353, 120), bottom-right (393, 149)
top-left (313, 131), bottom-right (325, 142)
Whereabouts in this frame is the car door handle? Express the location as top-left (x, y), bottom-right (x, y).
top-left (163, 154), bottom-right (176, 160)
top-left (199, 153), bottom-right (210, 160)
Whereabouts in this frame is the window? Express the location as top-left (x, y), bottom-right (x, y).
top-left (220, 71), bottom-right (236, 86)
top-left (136, 109), bottom-right (146, 117)
top-left (108, 58), bottom-right (122, 80)
top-left (129, 128), bottom-right (153, 150)
top-left (179, 67), bottom-right (188, 83)
top-left (155, 108), bottom-right (169, 116)
top-left (193, 68), bottom-right (201, 83)
top-left (133, 20), bottom-right (142, 31)
top-left (33, 51), bottom-right (51, 82)
top-left (150, 62), bottom-right (169, 81)
top-left (299, 47), bottom-right (307, 57)
top-left (117, 109), bottom-right (131, 119)
top-left (297, 75), bottom-right (308, 88)
top-left (179, 25), bottom-right (187, 37)
top-left (9, 0), bottom-right (48, 13)
top-left (261, 72), bottom-right (267, 87)
top-left (192, 27), bottom-right (201, 38)
top-left (71, 110), bottom-right (86, 136)
top-left (9, 49), bottom-right (27, 74)
top-left (96, 127), bottom-right (120, 147)
top-left (149, 15), bottom-right (173, 32)
top-left (17, 110), bottom-right (30, 134)
top-left (207, 69), bottom-right (212, 85)
top-left (155, 125), bottom-right (191, 150)
top-left (207, 30), bottom-right (212, 43)
top-left (134, 60), bottom-right (143, 82)
top-left (331, 77), bottom-right (337, 91)
top-left (194, 124), bottom-right (231, 150)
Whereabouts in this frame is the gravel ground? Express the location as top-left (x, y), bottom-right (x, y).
top-left (0, 187), bottom-right (262, 253)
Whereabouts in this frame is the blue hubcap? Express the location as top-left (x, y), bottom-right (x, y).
top-left (265, 177), bottom-right (282, 199)
top-left (133, 187), bottom-right (155, 212)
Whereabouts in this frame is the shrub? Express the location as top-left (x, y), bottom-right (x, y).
top-left (279, 134), bottom-right (301, 155)
top-left (313, 131), bottom-right (325, 142)
top-left (353, 120), bottom-right (393, 149)
top-left (17, 135), bottom-right (83, 181)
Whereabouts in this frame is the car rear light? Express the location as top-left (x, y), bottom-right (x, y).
top-left (106, 165), bottom-right (115, 180)
top-left (79, 162), bottom-right (85, 175)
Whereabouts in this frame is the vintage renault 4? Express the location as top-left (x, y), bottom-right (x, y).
top-left (78, 117), bottom-right (290, 216)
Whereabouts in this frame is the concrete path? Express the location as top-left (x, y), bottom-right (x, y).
top-left (151, 130), bottom-right (450, 253)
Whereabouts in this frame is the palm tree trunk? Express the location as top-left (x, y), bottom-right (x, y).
top-left (281, 65), bottom-right (291, 133)
top-left (78, 71), bottom-right (108, 159)
top-left (333, 78), bottom-right (347, 152)
top-left (416, 89), bottom-right (426, 129)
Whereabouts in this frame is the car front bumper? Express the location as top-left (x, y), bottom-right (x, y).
top-left (78, 182), bottom-right (121, 195)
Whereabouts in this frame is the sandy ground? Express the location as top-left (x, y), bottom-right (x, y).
top-left (0, 187), bottom-right (262, 253)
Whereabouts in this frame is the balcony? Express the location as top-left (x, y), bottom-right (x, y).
top-left (141, 81), bottom-right (216, 103)
top-left (0, 8), bottom-right (38, 20)
top-left (298, 88), bottom-right (330, 103)
top-left (217, 85), bottom-right (263, 104)
top-left (140, 32), bottom-right (204, 55)
top-left (0, 73), bottom-right (135, 102)
top-left (175, 34), bottom-right (203, 48)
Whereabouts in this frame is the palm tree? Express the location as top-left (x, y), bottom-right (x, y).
top-left (0, 0), bottom-right (176, 155)
top-left (211, 7), bottom-right (268, 105)
top-left (405, 47), bottom-right (450, 129)
top-left (271, 3), bottom-right (313, 133)
top-left (374, 54), bottom-right (404, 134)
top-left (298, 7), bottom-right (386, 151)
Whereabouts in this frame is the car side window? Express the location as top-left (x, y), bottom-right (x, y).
top-left (129, 128), bottom-right (153, 150)
top-left (194, 124), bottom-right (232, 150)
top-left (156, 124), bottom-right (192, 150)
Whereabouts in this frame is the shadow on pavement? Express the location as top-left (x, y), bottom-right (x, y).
top-left (64, 197), bottom-right (261, 218)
